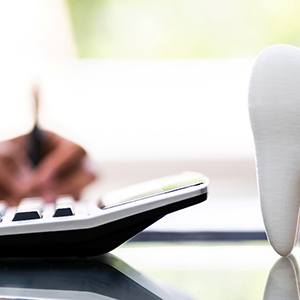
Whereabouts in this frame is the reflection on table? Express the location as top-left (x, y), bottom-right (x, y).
top-left (0, 254), bottom-right (192, 300)
top-left (264, 255), bottom-right (300, 300)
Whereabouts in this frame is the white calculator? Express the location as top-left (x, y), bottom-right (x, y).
top-left (0, 172), bottom-right (208, 257)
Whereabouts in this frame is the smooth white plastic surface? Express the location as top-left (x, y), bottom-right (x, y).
top-left (0, 172), bottom-right (208, 236)
top-left (249, 45), bottom-right (300, 256)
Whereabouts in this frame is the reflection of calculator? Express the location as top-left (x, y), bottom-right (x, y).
top-left (0, 172), bottom-right (208, 257)
top-left (0, 254), bottom-right (192, 299)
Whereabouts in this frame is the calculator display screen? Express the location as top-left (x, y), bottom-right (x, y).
top-left (100, 172), bottom-right (204, 209)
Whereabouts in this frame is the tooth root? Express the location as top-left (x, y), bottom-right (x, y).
top-left (258, 162), bottom-right (300, 256)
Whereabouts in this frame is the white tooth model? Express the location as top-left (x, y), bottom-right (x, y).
top-left (249, 45), bottom-right (300, 256)
top-left (264, 256), bottom-right (299, 300)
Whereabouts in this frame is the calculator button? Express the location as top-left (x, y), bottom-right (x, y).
top-left (13, 198), bottom-right (43, 221)
top-left (53, 196), bottom-right (75, 217)
top-left (0, 202), bottom-right (7, 216)
top-left (0, 202), bottom-right (7, 221)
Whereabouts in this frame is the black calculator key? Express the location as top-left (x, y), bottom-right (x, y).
top-left (13, 198), bottom-right (43, 221)
top-left (13, 211), bottom-right (41, 221)
top-left (53, 197), bottom-right (75, 217)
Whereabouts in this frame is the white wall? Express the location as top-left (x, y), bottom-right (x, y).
top-left (38, 59), bottom-right (255, 162)
top-left (0, 59), bottom-right (255, 163)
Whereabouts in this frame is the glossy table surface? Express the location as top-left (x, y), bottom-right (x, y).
top-left (112, 242), bottom-right (300, 300)
top-left (0, 246), bottom-right (191, 300)
top-left (0, 241), bottom-right (297, 300)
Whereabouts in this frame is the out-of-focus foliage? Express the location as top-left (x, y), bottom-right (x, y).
top-left (68, 0), bottom-right (300, 58)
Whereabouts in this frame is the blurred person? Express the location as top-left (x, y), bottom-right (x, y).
top-left (0, 86), bottom-right (96, 206)
top-left (0, 0), bottom-right (96, 205)
top-left (0, 0), bottom-right (76, 141)
top-left (0, 130), bottom-right (96, 206)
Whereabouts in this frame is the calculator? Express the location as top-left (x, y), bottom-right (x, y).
top-left (0, 172), bottom-right (208, 257)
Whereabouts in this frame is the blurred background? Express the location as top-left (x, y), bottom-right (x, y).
top-left (0, 0), bottom-right (299, 299)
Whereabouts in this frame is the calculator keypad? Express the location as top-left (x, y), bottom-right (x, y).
top-left (6, 196), bottom-right (77, 222)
